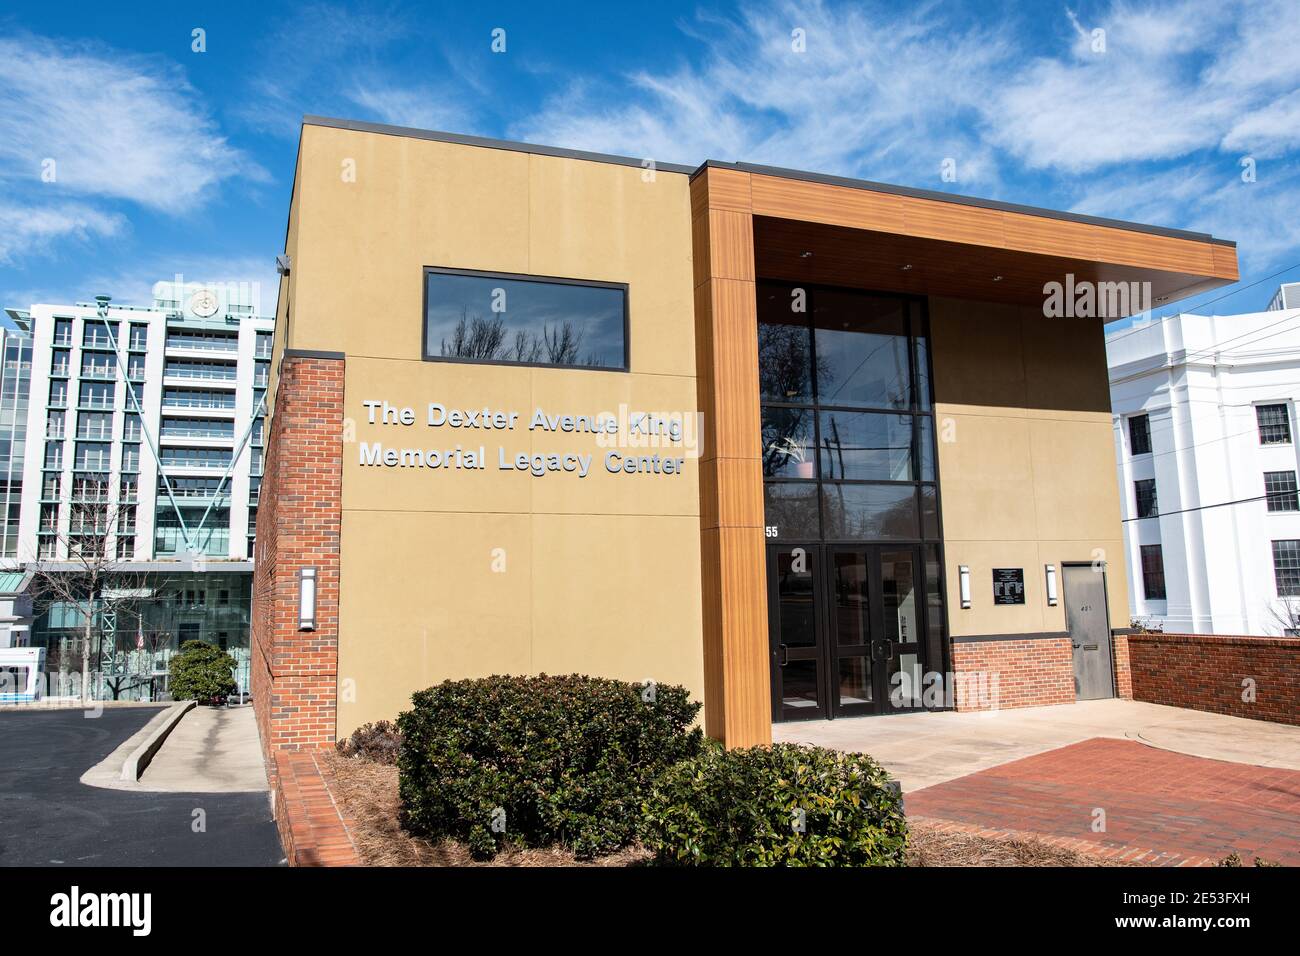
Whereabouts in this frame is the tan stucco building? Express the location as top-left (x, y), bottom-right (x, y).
top-left (251, 116), bottom-right (1237, 755)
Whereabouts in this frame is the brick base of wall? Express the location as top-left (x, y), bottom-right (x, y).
top-left (1126, 632), bottom-right (1300, 726)
top-left (951, 637), bottom-right (1076, 711)
top-left (272, 750), bottom-right (360, 866)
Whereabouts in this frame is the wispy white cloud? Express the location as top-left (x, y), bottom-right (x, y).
top-left (5, 253), bottom-right (280, 314)
top-left (346, 82), bottom-right (468, 133)
top-left (985, 0), bottom-right (1299, 173)
top-left (0, 199), bottom-right (124, 264)
top-left (513, 0), bottom-right (1300, 271)
top-left (238, 3), bottom-right (471, 136)
top-left (517, 0), bottom-right (1008, 188)
top-left (0, 34), bottom-right (265, 214)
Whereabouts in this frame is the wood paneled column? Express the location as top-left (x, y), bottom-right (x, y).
top-left (691, 166), bottom-right (771, 747)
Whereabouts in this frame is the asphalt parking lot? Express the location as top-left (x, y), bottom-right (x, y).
top-left (0, 706), bottom-right (282, 867)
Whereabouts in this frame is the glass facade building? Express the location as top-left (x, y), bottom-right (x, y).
top-left (1, 283), bottom-right (272, 699)
top-left (0, 328), bottom-right (32, 558)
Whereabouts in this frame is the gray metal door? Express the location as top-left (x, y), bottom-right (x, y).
top-left (1062, 564), bottom-right (1114, 700)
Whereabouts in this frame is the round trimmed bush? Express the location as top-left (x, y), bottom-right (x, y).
top-left (397, 674), bottom-right (702, 859)
top-left (336, 720), bottom-right (402, 764)
top-left (640, 741), bottom-right (907, 866)
top-left (167, 640), bottom-right (237, 704)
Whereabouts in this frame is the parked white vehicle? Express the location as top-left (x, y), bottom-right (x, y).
top-left (0, 647), bottom-right (46, 702)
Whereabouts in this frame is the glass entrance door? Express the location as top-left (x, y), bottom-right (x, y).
top-left (826, 547), bottom-right (876, 717)
top-left (769, 543), bottom-right (929, 720)
top-left (768, 545), bottom-right (825, 721)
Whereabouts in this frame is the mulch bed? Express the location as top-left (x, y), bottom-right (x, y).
top-left (321, 753), bottom-right (649, 866)
top-left (323, 752), bottom-right (1130, 867)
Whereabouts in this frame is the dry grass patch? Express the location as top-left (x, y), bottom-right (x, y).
top-left (905, 821), bottom-right (1133, 867)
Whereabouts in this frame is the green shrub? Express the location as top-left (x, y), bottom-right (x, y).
top-left (397, 674), bottom-right (702, 859)
top-left (337, 720), bottom-right (402, 764)
top-left (167, 640), bottom-right (237, 703)
top-left (641, 741), bottom-right (907, 866)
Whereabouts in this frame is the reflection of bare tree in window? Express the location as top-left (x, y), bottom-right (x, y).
top-left (441, 309), bottom-right (600, 366)
top-left (442, 310), bottom-right (508, 359)
top-left (758, 324), bottom-right (815, 400)
top-left (762, 408), bottom-right (812, 477)
top-left (543, 322), bottom-right (585, 365)
top-left (759, 323), bottom-right (824, 478)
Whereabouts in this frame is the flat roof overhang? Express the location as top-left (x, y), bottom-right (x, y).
top-left (702, 165), bottom-right (1238, 320)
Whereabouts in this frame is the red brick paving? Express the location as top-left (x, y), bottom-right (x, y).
top-left (906, 738), bottom-right (1300, 866)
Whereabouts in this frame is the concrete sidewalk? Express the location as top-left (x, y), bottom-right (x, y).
top-left (139, 705), bottom-right (269, 792)
top-left (773, 699), bottom-right (1300, 792)
top-left (82, 704), bottom-right (269, 793)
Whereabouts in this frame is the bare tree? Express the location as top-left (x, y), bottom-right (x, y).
top-left (28, 490), bottom-right (163, 702)
top-left (1269, 598), bottom-right (1300, 637)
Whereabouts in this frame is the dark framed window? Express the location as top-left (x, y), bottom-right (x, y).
top-left (1140, 544), bottom-right (1166, 600)
top-left (1134, 478), bottom-right (1158, 519)
top-left (1128, 414), bottom-right (1151, 455)
top-left (423, 267), bottom-right (628, 371)
top-left (1265, 471), bottom-right (1299, 512)
top-left (1257, 404), bottom-right (1292, 445)
top-left (1274, 540), bottom-right (1300, 597)
top-left (758, 281), bottom-right (938, 544)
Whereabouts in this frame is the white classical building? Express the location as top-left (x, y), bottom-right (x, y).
top-left (1107, 288), bottom-right (1300, 635)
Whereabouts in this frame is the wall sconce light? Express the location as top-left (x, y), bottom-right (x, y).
top-left (298, 567), bottom-right (317, 631)
top-left (958, 565), bottom-right (971, 609)
top-left (1045, 564), bottom-right (1059, 606)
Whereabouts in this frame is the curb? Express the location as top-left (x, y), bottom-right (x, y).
top-left (120, 700), bottom-right (196, 782)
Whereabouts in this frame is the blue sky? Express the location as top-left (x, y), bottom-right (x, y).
top-left (2, 0), bottom-right (1298, 323)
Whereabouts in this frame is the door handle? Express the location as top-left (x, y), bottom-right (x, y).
top-left (777, 643), bottom-right (789, 666)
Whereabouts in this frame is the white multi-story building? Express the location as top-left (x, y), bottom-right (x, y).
top-left (4, 281), bottom-right (272, 566)
top-left (1107, 288), bottom-right (1300, 636)
top-left (0, 282), bottom-right (272, 694)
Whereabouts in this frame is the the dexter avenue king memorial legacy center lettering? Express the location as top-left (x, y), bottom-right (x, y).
top-left (358, 400), bottom-right (691, 478)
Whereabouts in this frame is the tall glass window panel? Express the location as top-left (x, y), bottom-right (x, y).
top-left (762, 406), bottom-right (817, 478)
top-left (764, 482), bottom-right (820, 539)
top-left (917, 417), bottom-right (935, 481)
top-left (924, 544), bottom-right (946, 690)
top-left (911, 302), bottom-right (932, 411)
top-left (919, 485), bottom-right (941, 539)
top-left (424, 269), bottom-right (626, 370)
top-left (812, 291), bottom-right (910, 410)
top-left (822, 483), bottom-right (918, 540)
top-left (818, 411), bottom-right (912, 481)
top-left (757, 284), bottom-right (814, 404)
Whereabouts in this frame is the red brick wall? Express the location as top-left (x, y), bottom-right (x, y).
top-left (1126, 632), bottom-right (1300, 727)
top-left (951, 637), bottom-right (1076, 711)
top-left (251, 353), bottom-right (345, 762)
